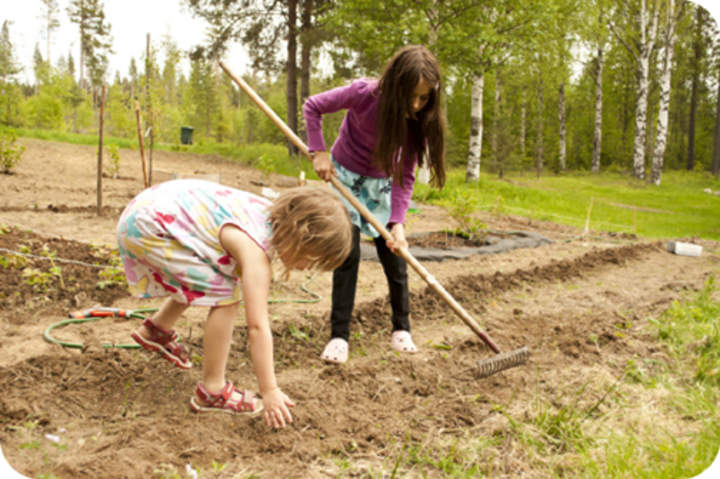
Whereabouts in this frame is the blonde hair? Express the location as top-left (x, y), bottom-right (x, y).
top-left (268, 186), bottom-right (352, 271)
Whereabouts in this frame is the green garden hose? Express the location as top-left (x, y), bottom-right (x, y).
top-left (44, 273), bottom-right (324, 349)
top-left (43, 307), bottom-right (157, 349)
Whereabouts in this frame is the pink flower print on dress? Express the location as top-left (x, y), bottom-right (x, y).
top-left (181, 284), bottom-right (206, 303)
top-left (152, 272), bottom-right (178, 293)
top-left (154, 211), bottom-right (176, 225)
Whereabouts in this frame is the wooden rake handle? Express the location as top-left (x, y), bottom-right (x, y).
top-left (219, 61), bottom-right (501, 354)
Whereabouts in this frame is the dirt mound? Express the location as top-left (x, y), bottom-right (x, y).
top-left (0, 226), bottom-right (126, 319)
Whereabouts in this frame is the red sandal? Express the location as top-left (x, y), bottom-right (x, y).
top-left (131, 317), bottom-right (192, 369)
top-left (190, 381), bottom-right (264, 415)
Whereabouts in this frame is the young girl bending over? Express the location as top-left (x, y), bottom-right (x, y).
top-left (117, 179), bottom-right (352, 428)
top-left (303, 45), bottom-right (446, 364)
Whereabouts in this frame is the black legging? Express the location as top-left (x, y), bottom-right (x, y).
top-left (330, 225), bottom-right (410, 341)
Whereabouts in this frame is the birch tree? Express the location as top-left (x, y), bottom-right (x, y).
top-left (461, 1), bottom-right (548, 182)
top-left (40, 0), bottom-right (60, 64)
top-left (650, 0), bottom-right (683, 185)
top-left (581, 0), bottom-right (611, 173)
top-left (610, 0), bottom-right (660, 179)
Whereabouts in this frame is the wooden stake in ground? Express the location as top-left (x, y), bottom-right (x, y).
top-left (135, 100), bottom-right (149, 188)
top-left (583, 197), bottom-right (594, 237)
top-left (145, 33), bottom-right (154, 185)
top-left (97, 84), bottom-right (107, 216)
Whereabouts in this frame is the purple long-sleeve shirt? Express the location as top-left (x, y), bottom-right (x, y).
top-left (303, 79), bottom-right (416, 225)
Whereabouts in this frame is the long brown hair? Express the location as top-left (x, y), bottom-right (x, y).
top-left (374, 45), bottom-right (446, 188)
top-left (268, 186), bottom-right (352, 272)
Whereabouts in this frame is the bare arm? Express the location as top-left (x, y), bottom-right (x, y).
top-left (219, 225), bottom-right (295, 428)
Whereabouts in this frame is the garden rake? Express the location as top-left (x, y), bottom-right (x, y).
top-left (219, 61), bottom-right (529, 378)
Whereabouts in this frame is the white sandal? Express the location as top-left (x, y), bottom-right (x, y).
top-left (321, 338), bottom-right (349, 364)
top-left (391, 330), bottom-right (417, 353)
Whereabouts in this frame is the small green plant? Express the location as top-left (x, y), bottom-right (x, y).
top-left (288, 323), bottom-right (309, 341)
top-left (105, 143), bottom-right (121, 178)
top-left (22, 267), bottom-right (55, 293)
top-left (40, 245), bottom-right (65, 290)
top-left (211, 460), bottom-right (227, 473)
top-left (19, 440), bottom-right (41, 450)
top-left (97, 248), bottom-right (126, 289)
top-left (20, 246), bottom-right (65, 292)
top-left (0, 251), bottom-right (28, 269)
top-left (447, 191), bottom-right (486, 240)
top-left (0, 128), bottom-right (25, 174)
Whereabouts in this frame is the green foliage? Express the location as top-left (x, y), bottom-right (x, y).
top-left (415, 168), bottom-right (720, 240)
top-left (650, 276), bottom-right (720, 387)
top-left (105, 143), bottom-right (120, 178)
top-left (445, 190), bottom-right (486, 239)
top-left (96, 247), bottom-right (126, 289)
top-left (20, 246), bottom-right (64, 292)
top-left (0, 127), bottom-right (24, 173)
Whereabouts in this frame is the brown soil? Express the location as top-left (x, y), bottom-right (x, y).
top-left (1, 139), bottom-right (718, 478)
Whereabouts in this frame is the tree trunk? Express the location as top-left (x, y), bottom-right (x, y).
top-left (520, 99), bottom-right (526, 156)
top-left (713, 61), bottom-right (720, 177)
top-left (78, 0), bottom-right (85, 89)
top-left (632, 57), bottom-right (651, 179)
top-left (492, 77), bottom-right (500, 175)
top-left (650, 0), bottom-right (677, 185)
top-left (145, 33), bottom-right (153, 185)
top-left (286, 0), bottom-right (298, 156)
top-left (631, 0), bottom-right (659, 180)
top-left (417, 7), bottom-right (439, 185)
top-left (300, 0), bottom-right (312, 107)
top-left (298, 0), bottom-right (312, 145)
top-left (688, 6), bottom-right (702, 171)
top-left (558, 81), bottom-right (566, 171)
top-left (536, 76), bottom-right (544, 179)
top-left (465, 71), bottom-right (484, 182)
top-left (592, 46), bottom-right (604, 173)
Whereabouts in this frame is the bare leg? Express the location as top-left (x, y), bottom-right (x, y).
top-left (194, 302), bottom-right (259, 407)
top-left (201, 303), bottom-right (238, 392)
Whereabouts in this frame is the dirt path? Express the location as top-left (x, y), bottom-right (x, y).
top-left (1, 139), bottom-right (718, 478)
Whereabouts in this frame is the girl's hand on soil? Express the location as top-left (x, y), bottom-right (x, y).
top-left (387, 223), bottom-right (408, 254)
top-left (311, 151), bottom-right (335, 181)
top-left (262, 388), bottom-right (295, 429)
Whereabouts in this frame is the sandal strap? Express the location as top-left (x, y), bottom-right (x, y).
top-left (142, 317), bottom-right (178, 345)
top-left (195, 382), bottom-right (259, 413)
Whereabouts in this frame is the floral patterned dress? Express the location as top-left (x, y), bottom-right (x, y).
top-left (116, 179), bottom-right (272, 306)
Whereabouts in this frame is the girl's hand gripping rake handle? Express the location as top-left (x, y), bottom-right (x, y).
top-left (219, 61), bottom-right (529, 377)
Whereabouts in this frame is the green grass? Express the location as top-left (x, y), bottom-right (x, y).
top-left (414, 169), bottom-right (720, 240)
top-left (17, 128), bottom-right (719, 240)
top-left (367, 277), bottom-right (720, 478)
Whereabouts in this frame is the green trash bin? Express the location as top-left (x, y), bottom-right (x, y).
top-left (180, 126), bottom-right (194, 145)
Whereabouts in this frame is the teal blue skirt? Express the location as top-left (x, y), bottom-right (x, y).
top-left (332, 157), bottom-right (392, 238)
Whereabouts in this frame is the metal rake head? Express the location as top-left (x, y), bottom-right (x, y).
top-left (477, 346), bottom-right (530, 378)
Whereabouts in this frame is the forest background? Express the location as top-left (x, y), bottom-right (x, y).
top-left (1, 0), bottom-right (720, 187)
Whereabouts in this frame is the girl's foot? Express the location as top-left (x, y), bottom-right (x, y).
top-left (190, 382), bottom-right (263, 415)
top-left (320, 338), bottom-right (348, 364)
top-left (131, 318), bottom-right (192, 369)
top-left (391, 330), bottom-right (417, 353)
